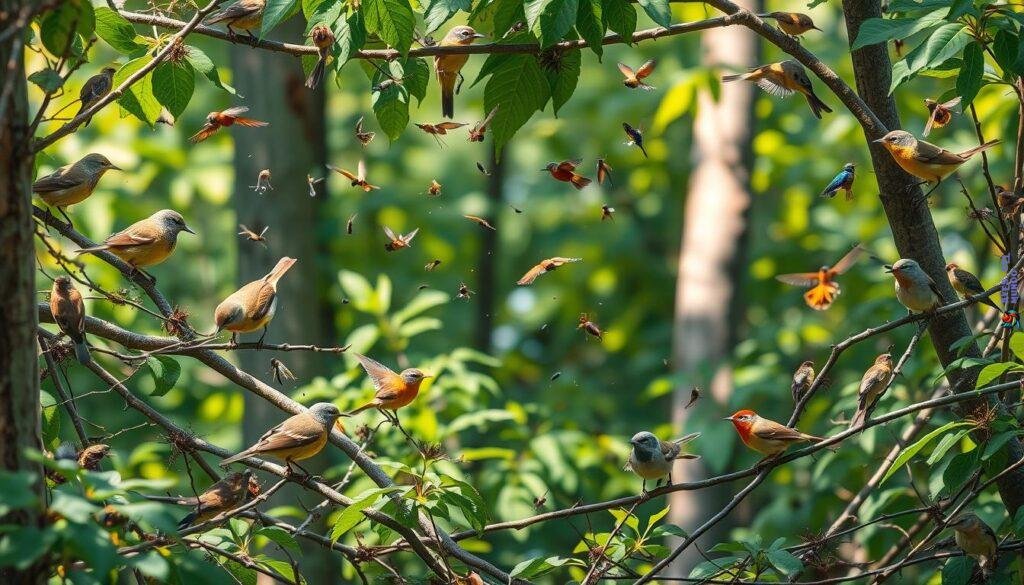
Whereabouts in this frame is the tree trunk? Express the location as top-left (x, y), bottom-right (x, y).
top-left (0, 1), bottom-right (45, 582)
top-left (667, 0), bottom-right (758, 574)
top-left (230, 17), bottom-right (335, 582)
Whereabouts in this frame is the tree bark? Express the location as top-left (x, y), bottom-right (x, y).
top-left (0, 1), bottom-right (44, 583)
top-left (668, 0), bottom-right (758, 574)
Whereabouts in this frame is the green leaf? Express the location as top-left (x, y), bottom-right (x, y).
top-left (983, 430), bottom-right (1021, 460)
top-left (851, 12), bottom-right (944, 50)
top-left (152, 61), bottom-right (194, 119)
top-left (1010, 331), bottom-right (1024, 361)
top-left (339, 270), bottom-right (375, 307)
top-left (51, 490), bottom-right (99, 523)
top-left (333, 11), bottom-right (366, 70)
top-left (905, 23), bottom-right (970, 74)
top-left (393, 289), bottom-right (449, 324)
top-left (372, 83), bottom-right (410, 141)
top-left (404, 58), bottom-right (430, 104)
top-left (39, 1), bottom-right (92, 57)
top-left (882, 421), bottom-right (973, 484)
top-left (925, 428), bottom-right (970, 465)
top-left (184, 45), bottom-right (234, 94)
top-left (575, 0), bottom-right (605, 58)
top-left (94, 7), bottom-right (143, 55)
top-left (143, 355), bottom-right (181, 397)
top-left (114, 57), bottom-right (161, 126)
top-left (766, 548), bottom-right (803, 576)
top-left (39, 391), bottom-right (59, 450)
top-left (602, 0), bottom-right (636, 41)
top-left (976, 362), bottom-right (1022, 388)
top-left (330, 488), bottom-right (396, 542)
top-left (546, 48), bottom-right (580, 116)
top-left (28, 68), bottom-right (62, 93)
top-left (526, 0), bottom-right (578, 48)
top-left (257, 526), bottom-right (301, 555)
top-left (424, 0), bottom-right (472, 33)
top-left (364, 0), bottom-right (415, 55)
top-left (398, 317), bottom-right (443, 338)
top-left (260, 0), bottom-right (300, 38)
top-left (484, 53), bottom-right (551, 153)
top-left (636, 0), bottom-right (670, 27)
top-left (0, 471), bottom-right (40, 516)
top-left (0, 527), bottom-right (56, 570)
top-left (956, 43), bottom-right (984, 107)
top-left (941, 556), bottom-right (973, 585)
top-left (303, 0), bottom-right (343, 32)
top-left (509, 556), bottom-right (581, 578)
top-left (942, 449), bottom-right (979, 493)
top-left (993, 29), bottom-right (1019, 77)
top-left (493, 0), bottom-right (527, 37)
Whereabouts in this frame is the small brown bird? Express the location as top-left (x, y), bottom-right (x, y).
top-left (997, 185), bottom-right (1023, 219)
top-left (177, 470), bottom-right (255, 530)
top-left (214, 257), bottom-right (297, 345)
top-left (923, 96), bottom-right (961, 137)
top-left (948, 512), bottom-right (999, 576)
top-left (346, 213), bottom-right (357, 235)
top-left (435, 25), bottom-right (486, 118)
top-left (270, 358), bottom-right (296, 385)
top-left (328, 161), bottom-right (379, 192)
top-left (415, 121), bottom-right (468, 146)
top-left (189, 106), bottom-right (268, 143)
top-left (601, 204), bottom-right (615, 221)
top-left (578, 313), bottom-right (602, 340)
top-left (238, 224), bottom-right (268, 246)
top-left (207, 0), bottom-right (266, 36)
top-left (464, 215), bottom-right (495, 230)
top-left (50, 276), bottom-right (90, 365)
top-left (77, 444), bottom-right (111, 471)
top-left (775, 245), bottom-right (864, 310)
top-left (468, 106), bottom-right (499, 142)
top-left (427, 179), bottom-right (442, 196)
top-left (384, 226), bottom-right (419, 252)
top-left (76, 67), bottom-right (116, 126)
top-left (457, 282), bottom-right (473, 299)
top-left (597, 158), bottom-right (613, 185)
top-left (617, 60), bottom-right (656, 90)
top-left (849, 353), bottom-right (895, 429)
top-left (946, 263), bottom-right (1000, 312)
top-left (874, 130), bottom-right (998, 184)
top-left (354, 116), bottom-right (375, 147)
top-left (622, 123), bottom-right (648, 158)
top-left (220, 402), bottom-right (342, 474)
top-left (791, 360), bottom-right (815, 403)
top-left (726, 410), bottom-right (823, 457)
top-left (757, 12), bottom-right (820, 36)
top-left (345, 354), bottom-right (432, 421)
top-left (723, 60), bottom-right (832, 118)
top-left (33, 153), bottom-right (120, 226)
top-left (305, 24), bottom-right (335, 90)
top-left (517, 256), bottom-right (582, 285)
top-left (250, 169), bottom-right (273, 193)
top-left (47, 443), bottom-right (111, 484)
top-left (77, 209), bottom-right (195, 278)
top-left (543, 159), bottom-right (592, 190)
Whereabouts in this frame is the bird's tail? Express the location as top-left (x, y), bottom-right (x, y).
top-left (73, 339), bottom-right (91, 365)
top-left (343, 402), bottom-right (375, 417)
top-left (721, 72), bottom-right (749, 83)
top-left (75, 244), bottom-right (110, 255)
top-left (219, 450), bottom-right (251, 467)
top-left (439, 71), bottom-right (456, 118)
top-left (305, 58), bottom-right (327, 90)
top-left (804, 92), bottom-right (832, 119)
top-left (638, 144), bottom-right (649, 158)
top-left (177, 512), bottom-right (197, 531)
top-left (570, 174), bottom-right (592, 189)
top-left (266, 257), bottom-right (297, 285)
top-left (960, 139), bottom-right (1000, 159)
top-left (673, 431), bottom-right (701, 446)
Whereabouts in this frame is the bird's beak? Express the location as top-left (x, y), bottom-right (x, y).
top-left (473, 33), bottom-right (486, 38)
top-left (109, 164), bottom-right (122, 171)
top-left (539, 168), bottom-right (548, 172)
top-left (183, 225), bottom-right (197, 235)
top-left (872, 137), bottom-right (885, 143)
top-left (723, 416), bottom-right (734, 421)
top-left (422, 373), bottom-right (434, 379)
top-left (883, 265), bottom-right (893, 273)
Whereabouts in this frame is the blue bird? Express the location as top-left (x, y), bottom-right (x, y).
top-left (821, 162), bottom-right (855, 200)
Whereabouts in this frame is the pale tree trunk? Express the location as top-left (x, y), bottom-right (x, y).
top-left (668, 0), bottom-right (758, 575)
top-left (0, 1), bottom-right (44, 583)
top-left (230, 17), bottom-right (335, 582)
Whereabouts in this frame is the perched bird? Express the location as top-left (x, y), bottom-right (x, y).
top-left (177, 470), bottom-right (254, 530)
top-left (542, 159), bottom-right (592, 189)
top-left (622, 123), bottom-right (648, 158)
top-left (220, 402), bottom-right (342, 473)
top-left (383, 226), bottom-right (419, 251)
top-left (76, 67), bottom-right (116, 126)
top-left (517, 256), bottom-right (582, 285)
top-left (345, 354), bottom-right (432, 421)
top-left (597, 158), bottom-right (613, 185)
top-left (775, 245), bottom-right (864, 310)
top-left (726, 409), bottom-right (823, 457)
top-left (189, 106), bottom-right (269, 143)
top-left (757, 12), bottom-right (820, 36)
top-left (50, 276), bottom-right (90, 365)
top-left (624, 431), bottom-right (700, 493)
top-left (873, 130), bottom-right (998, 184)
top-left (723, 60), bottom-right (832, 118)
top-left (946, 263), bottom-right (1001, 312)
top-left (885, 259), bottom-right (942, 313)
top-left (617, 60), bottom-right (657, 90)
top-left (821, 163), bottom-right (855, 200)
top-left (207, 0), bottom-right (265, 36)
top-left (923, 96), bottom-right (961, 137)
top-left (305, 24), bottom-right (335, 90)
top-left (214, 257), bottom-right (296, 345)
top-left (76, 209), bottom-right (195, 279)
top-left (849, 353), bottom-right (894, 429)
top-left (46, 443), bottom-right (110, 485)
top-left (467, 106), bottom-right (498, 142)
top-left (33, 153), bottom-right (121, 226)
top-left (948, 512), bottom-right (998, 575)
top-left (435, 25), bottom-right (485, 118)
top-left (328, 160), bottom-right (379, 191)
top-left (354, 116), bottom-right (375, 147)
top-left (791, 361), bottom-right (815, 403)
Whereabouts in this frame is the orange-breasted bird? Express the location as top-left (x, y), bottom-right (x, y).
top-left (345, 354), bottom-right (432, 420)
top-left (305, 24), bottom-right (336, 90)
top-left (435, 25), bottom-right (485, 118)
top-left (723, 60), bottom-right (832, 118)
top-left (220, 402), bottom-right (342, 474)
top-left (791, 360), bottom-right (814, 403)
top-left (757, 12), bottom-right (820, 36)
top-left (177, 470), bottom-right (256, 530)
top-left (189, 106), bottom-right (269, 143)
top-left (624, 431), bottom-right (700, 493)
top-left (543, 159), bottom-right (592, 189)
top-left (849, 353), bottom-right (894, 429)
top-left (214, 257), bottom-right (296, 345)
top-left (328, 160), bottom-right (379, 192)
top-left (874, 130), bottom-right (998, 184)
top-left (383, 226), bottom-right (419, 251)
top-left (468, 106), bottom-right (498, 142)
top-left (726, 409), bottom-right (823, 457)
top-left (517, 256), bottom-right (582, 285)
top-left (50, 276), bottom-right (90, 365)
top-left (617, 60), bottom-right (656, 90)
top-left (76, 67), bottom-right (116, 126)
top-left (923, 96), bottom-right (961, 137)
top-left (33, 153), bottom-right (120, 227)
top-left (207, 0), bottom-right (265, 36)
top-left (946, 262), bottom-right (1000, 312)
top-left (775, 244), bottom-right (864, 310)
top-left (77, 209), bottom-right (195, 279)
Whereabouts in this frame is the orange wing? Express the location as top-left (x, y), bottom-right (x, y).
top-left (220, 106), bottom-right (251, 118)
top-left (189, 124), bottom-right (219, 143)
top-left (803, 282), bottom-right (841, 310)
top-left (104, 231), bottom-right (156, 248)
top-left (517, 263), bottom-right (547, 285)
top-left (435, 122), bottom-right (467, 133)
top-left (233, 117), bottom-right (269, 128)
top-left (557, 159), bottom-right (582, 172)
top-left (775, 272), bottom-right (820, 287)
top-left (328, 165), bottom-right (359, 182)
top-left (354, 354), bottom-right (400, 395)
top-left (616, 62), bottom-right (636, 80)
top-left (634, 59), bottom-right (657, 79)
top-left (830, 245), bottom-right (864, 275)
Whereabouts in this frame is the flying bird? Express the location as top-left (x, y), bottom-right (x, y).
top-left (328, 160), bottom-right (379, 192)
top-left (517, 256), bottom-right (582, 285)
top-left (189, 106), bottom-right (268, 143)
top-left (775, 245), bottom-right (864, 310)
top-left (617, 60), bottom-right (657, 90)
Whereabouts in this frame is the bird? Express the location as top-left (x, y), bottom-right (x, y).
top-left (50, 276), bottom-right (90, 365)
top-left (354, 116), bottom-right (375, 146)
top-left (76, 67), bottom-right (116, 126)
top-left (305, 24), bottom-right (335, 90)
top-left (214, 257), bottom-right (296, 345)
top-left (885, 259), bottom-right (942, 313)
top-left (725, 409), bottom-right (823, 458)
top-left (946, 263), bottom-right (1001, 312)
top-left (622, 123), bottom-right (648, 158)
top-left (76, 209), bottom-right (195, 280)
top-left (723, 59), bottom-right (832, 118)
top-left (435, 25), bottom-right (485, 118)
top-left (220, 402), bottom-right (342, 474)
top-left (177, 470), bottom-right (256, 530)
top-left (923, 96), bottom-right (961, 137)
top-left (821, 163), bottom-right (855, 200)
top-left (757, 12), bottom-right (820, 36)
top-left (617, 60), bottom-right (657, 90)
top-left (775, 245), bottom-right (864, 310)
top-left (624, 431), bottom-right (700, 494)
top-left (415, 121), bottom-right (468, 147)
top-left (597, 159), bottom-right (612, 185)
top-left (383, 226), bottom-right (419, 252)
top-left (46, 443), bottom-right (110, 485)
top-left (189, 106), bottom-right (269, 143)
top-left (948, 512), bottom-right (998, 576)
top-left (468, 106), bottom-right (498, 142)
top-left (345, 354), bottom-right (432, 422)
top-left (464, 215), bottom-right (495, 230)
top-left (791, 361), bottom-right (815, 403)
top-left (32, 153), bottom-right (121, 227)
top-left (873, 130), bottom-right (998, 184)
top-left (542, 159), bottom-right (592, 189)
top-left (270, 358), bottom-right (296, 385)
top-left (849, 353), bottom-right (894, 429)
top-left (517, 256), bottom-right (583, 285)
top-left (206, 0), bottom-right (265, 36)
top-left (327, 160), bottom-right (379, 191)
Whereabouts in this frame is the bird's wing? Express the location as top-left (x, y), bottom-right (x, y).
top-left (616, 62), bottom-right (635, 79)
top-left (436, 122), bottom-right (467, 130)
top-left (402, 227), bottom-right (420, 243)
top-left (775, 272), bottom-right (820, 287)
top-left (329, 165), bottom-right (358, 182)
top-left (357, 159), bottom-right (367, 181)
top-left (635, 59), bottom-right (657, 79)
top-left (32, 166), bottom-right (78, 192)
top-left (941, 96), bottom-right (962, 110)
top-left (355, 353), bottom-right (399, 392)
top-left (233, 117), bottom-right (269, 128)
top-left (752, 420), bottom-right (811, 442)
top-left (557, 160), bottom-right (581, 172)
top-left (248, 417), bottom-right (321, 454)
top-left (755, 77), bottom-right (794, 98)
top-left (954, 268), bottom-right (985, 294)
top-left (220, 106), bottom-right (251, 118)
top-left (104, 230), bottom-right (156, 248)
top-left (659, 439), bottom-right (681, 461)
top-left (382, 226), bottom-right (398, 241)
top-left (249, 281), bottom-right (278, 321)
top-left (189, 124), bottom-right (219, 143)
top-left (831, 245), bottom-right (864, 275)
top-left (517, 263), bottom-right (545, 285)
top-left (803, 282), bottom-right (840, 310)
top-left (912, 140), bottom-right (965, 165)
